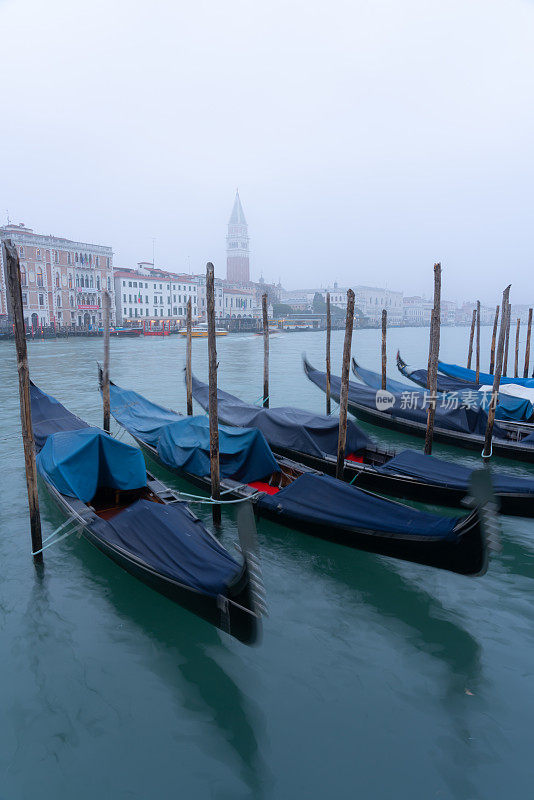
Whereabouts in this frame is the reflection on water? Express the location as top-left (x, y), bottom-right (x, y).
top-left (1, 328), bottom-right (534, 798)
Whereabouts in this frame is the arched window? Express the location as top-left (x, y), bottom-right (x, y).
top-left (70, 295), bottom-right (74, 307)
top-left (96, 276), bottom-right (100, 290)
top-left (75, 275), bottom-right (79, 287)
top-left (56, 295), bottom-right (61, 308)
top-left (20, 267), bottom-right (27, 287)
top-left (89, 276), bottom-right (93, 288)
top-left (55, 273), bottom-right (60, 288)
top-left (85, 276), bottom-right (89, 287)
top-left (75, 252), bottom-right (79, 262)
top-left (36, 266), bottom-right (43, 287)
top-left (68, 274), bottom-right (73, 289)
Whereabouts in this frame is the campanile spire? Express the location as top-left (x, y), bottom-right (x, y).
top-left (226, 191), bottom-right (250, 283)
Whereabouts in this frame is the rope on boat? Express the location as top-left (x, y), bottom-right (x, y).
top-left (171, 487), bottom-right (262, 505)
top-left (31, 513), bottom-right (84, 555)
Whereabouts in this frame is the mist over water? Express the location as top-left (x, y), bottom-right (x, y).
top-left (1, 327), bottom-right (534, 798)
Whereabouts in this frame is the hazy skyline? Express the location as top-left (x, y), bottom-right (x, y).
top-left (1, 0), bottom-right (533, 303)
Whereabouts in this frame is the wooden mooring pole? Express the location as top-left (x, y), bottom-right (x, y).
top-left (381, 309), bottom-right (387, 391)
top-left (489, 305), bottom-right (499, 374)
top-left (186, 298), bottom-right (193, 415)
top-left (514, 318), bottom-right (521, 378)
top-left (503, 305), bottom-right (511, 376)
top-left (262, 293), bottom-right (269, 408)
top-left (102, 290), bottom-right (111, 433)
top-left (483, 285), bottom-right (511, 461)
top-left (424, 263), bottom-right (441, 456)
top-left (325, 292), bottom-right (331, 415)
top-left (475, 300), bottom-right (480, 384)
top-left (524, 308), bottom-right (532, 378)
top-left (4, 240), bottom-right (43, 561)
top-left (206, 263), bottom-right (221, 524)
top-left (336, 289), bottom-right (355, 479)
top-left (467, 309), bottom-right (476, 369)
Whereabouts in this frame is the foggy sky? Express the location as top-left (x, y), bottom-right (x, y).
top-left (1, 0), bottom-right (533, 304)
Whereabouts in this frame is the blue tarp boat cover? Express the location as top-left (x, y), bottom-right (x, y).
top-left (257, 473), bottom-right (459, 540)
top-left (377, 449), bottom-right (534, 494)
top-left (109, 383), bottom-right (279, 481)
top-left (30, 382), bottom-right (89, 450)
top-left (352, 361), bottom-right (413, 394)
top-left (304, 360), bottom-right (509, 438)
top-left (191, 374), bottom-right (371, 458)
top-left (157, 417), bottom-right (279, 481)
top-left (396, 358), bottom-right (534, 422)
top-left (37, 427), bottom-right (147, 503)
top-left (109, 384), bottom-right (181, 446)
top-left (438, 361), bottom-right (534, 388)
top-left (89, 499), bottom-right (240, 596)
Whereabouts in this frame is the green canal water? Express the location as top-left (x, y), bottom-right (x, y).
top-left (1, 327), bottom-right (533, 799)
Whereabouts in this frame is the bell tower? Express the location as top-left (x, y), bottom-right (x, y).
top-left (226, 190), bottom-right (250, 284)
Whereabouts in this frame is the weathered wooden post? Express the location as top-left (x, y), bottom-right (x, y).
top-left (4, 240), bottom-right (43, 562)
top-left (483, 285), bottom-right (511, 461)
top-left (206, 263), bottom-right (221, 524)
top-left (489, 305), bottom-right (499, 374)
top-left (514, 318), bottom-right (521, 378)
top-left (467, 309), bottom-right (476, 369)
top-left (524, 308), bottom-right (532, 378)
top-left (336, 289), bottom-right (355, 479)
top-left (381, 308), bottom-right (387, 391)
top-left (102, 291), bottom-right (111, 432)
top-left (475, 300), bottom-right (480, 384)
top-left (262, 293), bottom-right (269, 408)
top-left (325, 292), bottom-right (331, 415)
top-left (424, 263), bottom-right (441, 456)
top-left (186, 298), bottom-right (193, 415)
top-left (503, 305), bottom-right (511, 376)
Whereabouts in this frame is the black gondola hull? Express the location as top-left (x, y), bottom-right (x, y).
top-left (136, 441), bottom-right (487, 577)
top-left (40, 476), bottom-right (260, 645)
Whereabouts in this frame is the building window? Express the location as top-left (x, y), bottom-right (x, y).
top-left (145, 296), bottom-right (148, 304)
top-left (89, 254), bottom-right (92, 265)
top-left (107, 277), bottom-right (111, 290)
top-left (56, 295), bottom-right (61, 307)
top-left (68, 274), bottom-right (73, 289)
top-left (22, 293), bottom-right (27, 305)
top-left (67, 252), bottom-right (71, 265)
top-left (96, 256), bottom-right (99, 267)
top-left (96, 276), bottom-right (100, 290)
top-left (54, 250), bottom-right (59, 263)
top-left (89, 276), bottom-right (94, 288)
top-left (128, 281), bottom-right (132, 287)
top-left (19, 246), bottom-right (24, 257)
top-left (37, 266), bottom-right (44, 287)
top-left (38, 294), bottom-right (44, 307)
top-left (75, 252), bottom-right (79, 263)
top-left (124, 307), bottom-right (127, 316)
top-left (36, 248), bottom-right (42, 261)
top-left (70, 295), bottom-right (74, 307)
top-left (145, 283), bottom-right (148, 289)
top-left (20, 268), bottom-right (27, 286)
top-left (107, 258), bottom-right (110, 268)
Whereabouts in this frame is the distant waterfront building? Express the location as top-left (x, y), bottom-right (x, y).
top-left (114, 263), bottom-right (258, 324)
top-left (226, 191), bottom-right (250, 284)
top-left (315, 285), bottom-right (404, 325)
top-left (0, 222), bottom-right (114, 329)
top-left (114, 264), bottom-right (200, 324)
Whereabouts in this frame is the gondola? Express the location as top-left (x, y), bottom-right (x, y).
top-left (438, 360), bottom-right (534, 387)
top-left (30, 383), bottom-right (263, 644)
top-left (101, 373), bottom-right (498, 577)
top-left (303, 357), bottom-right (534, 462)
top-left (395, 352), bottom-right (534, 423)
top-left (190, 373), bottom-right (534, 517)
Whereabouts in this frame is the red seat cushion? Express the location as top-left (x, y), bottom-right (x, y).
top-left (248, 480), bottom-right (280, 495)
top-left (346, 453), bottom-right (364, 463)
